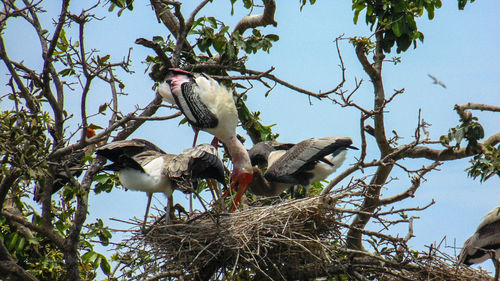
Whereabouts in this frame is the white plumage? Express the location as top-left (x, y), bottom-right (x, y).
top-left (158, 69), bottom-right (254, 211)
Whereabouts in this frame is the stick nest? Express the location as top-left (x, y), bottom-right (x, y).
top-left (124, 196), bottom-right (493, 280)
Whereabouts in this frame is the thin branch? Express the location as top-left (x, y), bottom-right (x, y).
top-left (379, 161), bottom-right (441, 205)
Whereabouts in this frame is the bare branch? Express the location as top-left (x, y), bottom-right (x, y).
top-left (232, 0), bottom-right (277, 36)
top-left (456, 102), bottom-right (500, 112)
top-left (403, 132), bottom-right (500, 161)
top-left (379, 161), bottom-right (441, 205)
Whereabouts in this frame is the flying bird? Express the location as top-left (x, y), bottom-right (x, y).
top-left (427, 74), bottom-right (447, 88)
top-left (96, 139), bottom-right (226, 230)
top-left (158, 69), bottom-right (253, 211)
top-left (458, 206), bottom-right (500, 280)
top-left (242, 136), bottom-right (356, 197)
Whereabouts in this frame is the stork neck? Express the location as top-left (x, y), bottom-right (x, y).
top-left (223, 135), bottom-right (252, 172)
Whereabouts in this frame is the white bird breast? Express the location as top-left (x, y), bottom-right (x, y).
top-left (118, 157), bottom-right (173, 197)
top-left (309, 150), bottom-right (347, 183)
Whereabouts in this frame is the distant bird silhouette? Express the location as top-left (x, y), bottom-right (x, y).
top-left (427, 74), bottom-right (447, 88)
top-left (158, 69), bottom-right (253, 212)
top-left (241, 137), bottom-right (356, 197)
top-left (458, 206), bottom-right (500, 280)
top-left (96, 139), bottom-right (226, 229)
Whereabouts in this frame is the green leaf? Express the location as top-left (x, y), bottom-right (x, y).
top-left (213, 36), bottom-right (226, 53)
top-left (392, 22), bottom-right (402, 37)
top-left (152, 36), bottom-right (164, 42)
top-left (178, 117), bottom-right (189, 126)
top-left (242, 0), bottom-right (252, 9)
top-left (265, 34), bottom-right (280, 41)
top-left (100, 256), bottom-right (111, 275)
top-left (82, 251), bottom-right (98, 263)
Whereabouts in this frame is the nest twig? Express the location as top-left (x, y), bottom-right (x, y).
top-left (121, 196), bottom-right (493, 280)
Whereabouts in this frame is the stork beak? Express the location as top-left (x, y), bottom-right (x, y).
top-left (221, 171), bottom-right (253, 212)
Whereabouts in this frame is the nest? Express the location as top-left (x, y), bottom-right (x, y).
top-left (124, 196), bottom-right (494, 280)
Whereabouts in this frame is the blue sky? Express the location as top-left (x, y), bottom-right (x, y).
top-left (2, 0), bottom-right (499, 276)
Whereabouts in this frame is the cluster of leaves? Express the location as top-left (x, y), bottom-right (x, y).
top-left (440, 117), bottom-right (484, 152)
top-left (190, 16), bottom-right (279, 63)
top-left (0, 218), bottom-right (66, 280)
top-left (55, 29), bottom-right (79, 78)
top-left (236, 95), bottom-right (278, 143)
top-left (80, 219), bottom-right (113, 277)
top-left (467, 144), bottom-right (500, 182)
top-left (0, 110), bottom-right (52, 189)
top-left (111, 246), bottom-right (163, 279)
top-left (351, 0), bottom-right (441, 53)
top-left (108, 0), bottom-right (134, 16)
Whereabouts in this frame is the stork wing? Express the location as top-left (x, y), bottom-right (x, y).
top-left (174, 82), bottom-right (218, 129)
top-left (458, 207), bottom-right (500, 265)
top-left (96, 139), bottom-right (165, 163)
top-left (265, 137), bottom-right (353, 185)
top-left (166, 144), bottom-right (226, 191)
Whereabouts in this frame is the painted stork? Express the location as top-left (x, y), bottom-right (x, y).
top-left (96, 139), bottom-right (226, 229)
top-left (244, 136), bottom-right (355, 197)
top-left (158, 69), bottom-right (253, 211)
top-left (458, 206), bottom-right (500, 280)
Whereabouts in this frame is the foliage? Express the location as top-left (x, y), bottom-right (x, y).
top-left (440, 117), bottom-right (484, 152)
top-left (467, 144), bottom-right (500, 182)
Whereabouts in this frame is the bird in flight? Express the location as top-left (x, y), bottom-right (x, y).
top-left (427, 74), bottom-right (447, 88)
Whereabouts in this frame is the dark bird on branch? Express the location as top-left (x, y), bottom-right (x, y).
top-left (427, 74), bottom-right (447, 88)
top-left (236, 136), bottom-right (356, 197)
top-left (458, 206), bottom-right (500, 281)
top-left (158, 69), bottom-right (253, 212)
top-left (96, 139), bottom-right (226, 230)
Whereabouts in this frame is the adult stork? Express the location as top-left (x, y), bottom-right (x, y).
top-left (458, 206), bottom-right (500, 280)
top-left (96, 139), bottom-right (226, 229)
top-left (243, 136), bottom-right (355, 197)
top-left (158, 69), bottom-right (253, 211)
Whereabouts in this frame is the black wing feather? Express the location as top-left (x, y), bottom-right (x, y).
top-left (265, 137), bottom-right (353, 185)
top-left (179, 82), bottom-right (218, 129)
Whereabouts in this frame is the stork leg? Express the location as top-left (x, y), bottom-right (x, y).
top-left (141, 193), bottom-right (153, 232)
top-left (164, 194), bottom-right (173, 233)
top-left (493, 257), bottom-right (500, 281)
top-left (192, 129), bottom-right (200, 148)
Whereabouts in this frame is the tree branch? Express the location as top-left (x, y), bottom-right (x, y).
top-left (379, 161), bottom-right (441, 205)
top-left (232, 0), bottom-right (277, 36)
top-left (0, 241), bottom-right (39, 281)
top-left (1, 210), bottom-right (65, 249)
